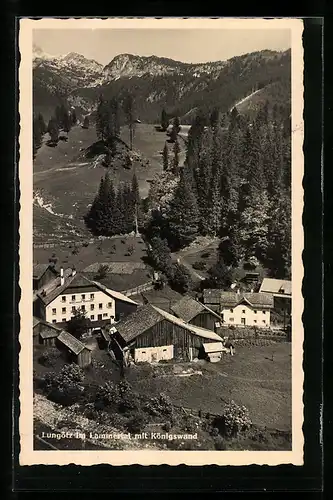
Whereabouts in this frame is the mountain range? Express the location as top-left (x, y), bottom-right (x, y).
top-left (33, 44), bottom-right (291, 123)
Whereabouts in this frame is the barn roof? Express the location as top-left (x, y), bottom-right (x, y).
top-left (115, 303), bottom-right (222, 344)
top-left (171, 296), bottom-right (220, 322)
top-left (33, 263), bottom-right (55, 280)
top-left (37, 273), bottom-right (138, 307)
top-left (202, 289), bottom-right (222, 305)
top-left (57, 330), bottom-right (87, 355)
top-left (153, 306), bottom-right (222, 341)
top-left (115, 304), bottom-right (163, 343)
top-left (259, 278), bottom-right (292, 296)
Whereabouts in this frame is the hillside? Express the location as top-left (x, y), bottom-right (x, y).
top-left (33, 49), bottom-right (291, 123)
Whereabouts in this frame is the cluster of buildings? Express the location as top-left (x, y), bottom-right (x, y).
top-left (33, 263), bottom-right (291, 367)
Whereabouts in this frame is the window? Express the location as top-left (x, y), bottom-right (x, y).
top-left (52, 319), bottom-right (56, 324)
top-left (81, 305), bottom-right (85, 311)
top-left (230, 309), bottom-right (234, 313)
top-left (81, 294), bottom-right (85, 300)
top-left (90, 304), bottom-right (94, 311)
top-left (62, 318), bottom-right (66, 323)
top-left (107, 302), bottom-right (112, 308)
top-left (90, 293), bottom-right (94, 300)
top-left (254, 310), bottom-right (257, 314)
top-left (72, 306), bottom-right (75, 313)
top-left (263, 310), bottom-right (266, 315)
top-left (254, 320), bottom-right (257, 324)
top-left (163, 349), bottom-right (167, 352)
top-left (99, 303), bottom-right (103, 309)
top-left (229, 317), bottom-right (234, 322)
top-left (61, 296), bottom-right (66, 303)
top-left (72, 295), bottom-right (75, 301)
top-left (263, 320), bottom-right (266, 324)
top-left (52, 308), bottom-right (56, 315)
top-left (98, 314), bottom-right (102, 320)
top-left (103, 313), bottom-right (108, 317)
top-left (62, 307), bottom-right (66, 314)
top-left (90, 315), bottom-right (95, 320)
top-left (242, 309), bottom-right (246, 314)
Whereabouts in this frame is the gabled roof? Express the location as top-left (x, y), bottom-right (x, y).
top-left (259, 278), bottom-right (292, 296)
top-left (57, 330), bottom-right (88, 355)
top-left (40, 328), bottom-right (60, 339)
top-left (33, 316), bottom-right (63, 331)
top-left (171, 296), bottom-right (221, 322)
top-left (220, 292), bottom-right (274, 308)
top-left (115, 304), bottom-right (163, 343)
top-left (33, 263), bottom-right (56, 280)
top-left (37, 273), bottom-right (138, 307)
top-left (202, 289), bottom-right (222, 305)
top-left (115, 303), bottom-right (222, 344)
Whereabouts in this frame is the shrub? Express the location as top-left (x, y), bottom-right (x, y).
top-left (42, 364), bottom-right (85, 406)
top-left (126, 411), bottom-right (148, 434)
top-left (82, 241), bottom-right (89, 248)
top-left (181, 414), bottom-right (199, 433)
top-left (94, 264), bottom-right (109, 280)
top-left (72, 246), bottom-right (79, 255)
top-left (211, 427), bottom-right (219, 437)
top-left (214, 436), bottom-right (226, 450)
top-left (163, 421), bottom-right (172, 432)
top-left (127, 244), bottom-right (135, 255)
top-left (144, 393), bottom-right (173, 417)
top-left (192, 260), bottom-right (206, 271)
top-left (169, 263), bottom-right (193, 293)
top-left (38, 348), bottom-right (61, 367)
top-left (95, 381), bottom-right (121, 408)
top-left (221, 401), bottom-right (252, 437)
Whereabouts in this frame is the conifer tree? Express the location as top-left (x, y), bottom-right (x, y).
top-left (161, 109), bottom-right (169, 131)
top-left (131, 172), bottom-right (140, 233)
top-left (71, 108), bottom-right (77, 125)
top-left (47, 118), bottom-right (59, 144)
top-left (62, 107), bottom-right (71, 133)
top-left (55, 105), bottom-right (62, 128)
top-left (37, 113), bottom-right (47, 135)
top-left (166, 168), bottom-right (199, 250)
top-left (107, 97), bottom-right (120, 141)
top-left (96, 95), bottom-right (109, 142)
top-left (162, 143), bottom-right (169, 171)
top-left (115, 184), bottom-right (126, 234)
top-left (205, 253), bottom-right (232, 289)
top-left (82, 116), bottom-right (89, 129)
top-left (172, 140), bottom-right (180, 176)
top-left (122, 92), bottom-right (135, 150)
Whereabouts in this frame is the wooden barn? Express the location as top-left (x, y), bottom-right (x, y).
top-left (56, 330), bottom-right (92, 367)
top-left (33, 316), bottom-right (62, 346)
top-left (113, 304), bottom-right (223, 363)
top-left (171, 296), bottom-right (222, 331)
top-left (33, 264), bottom-right (58, 291)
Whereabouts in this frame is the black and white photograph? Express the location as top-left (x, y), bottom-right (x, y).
top-left (18, 17), bottom-right (304, 466)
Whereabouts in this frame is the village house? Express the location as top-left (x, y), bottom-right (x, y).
top-left (111, 303), bottom-right (223, 363)
top-left (202, 290), bottom-right (274, 328)
top-left (171, 295), bottom-right (222, 331)
top-left (33, 263), bottom-right (58, 291)
top-left (35, 270), bottom-right (138, 328)
top-left (56, 330), bottom-right (92, 367)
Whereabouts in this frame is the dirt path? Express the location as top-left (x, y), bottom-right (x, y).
top-left (172, 236), bottom-right (219, 281)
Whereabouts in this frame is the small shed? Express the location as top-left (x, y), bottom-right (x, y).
top-left (33, 316), bottom-right (62, 346)
top-left (202, 342), bottom-right (227, 363)
top-left (56, 331), bottom-right (91, 367)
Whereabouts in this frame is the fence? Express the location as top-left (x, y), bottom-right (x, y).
top-left (121, 281), bottom-right (155, 297)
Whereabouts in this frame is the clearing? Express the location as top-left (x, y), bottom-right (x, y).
top-left (33, 123), bottom-right (172, 243)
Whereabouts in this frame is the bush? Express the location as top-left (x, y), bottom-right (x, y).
top-left (163, 421), bottom-right (172, 432)
top-left (94, 264), bottom-right (109, 280)
top-left (42, 364), bottom-right (85, 406)
top-left (72, 246), bottom-right (79, 255)
top-left (95, 381), bottom-right (121, 408)
top-left (214, 436), bottom-right (226, 450)
top-left (169, 263), bottom-right (193, 293)
top-left (144, 393), bottom-right (173, 417)
top-left (221, 401), bottom-right (252, 437)
top-left (38, 348), bottom-right (61, 367)
top-left (126, 411), bottom-right (148, 434)
top-left (126, 244), bottom-right (135, 255)
top-left (192, 260), bottom-right (207, 271)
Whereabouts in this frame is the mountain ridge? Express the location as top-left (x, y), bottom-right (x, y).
top-left (33, 48), bottom-right (291, 122)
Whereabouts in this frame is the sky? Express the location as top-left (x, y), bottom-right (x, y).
top-left (33, 28), bottom-right (291, 66)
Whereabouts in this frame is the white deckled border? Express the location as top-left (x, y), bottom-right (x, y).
top-left (18, 17), bottom-right (304, 466)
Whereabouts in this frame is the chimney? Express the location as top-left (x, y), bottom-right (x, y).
top-left (60, 267), bottom-right (64, 286)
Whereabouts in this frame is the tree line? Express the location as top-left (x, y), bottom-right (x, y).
top-left (33, 103), bottom-right (77, 157)
top-left (85, 172), bottom-right (141, 236)
top-left (145, 101), bottom-right (291, 280)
